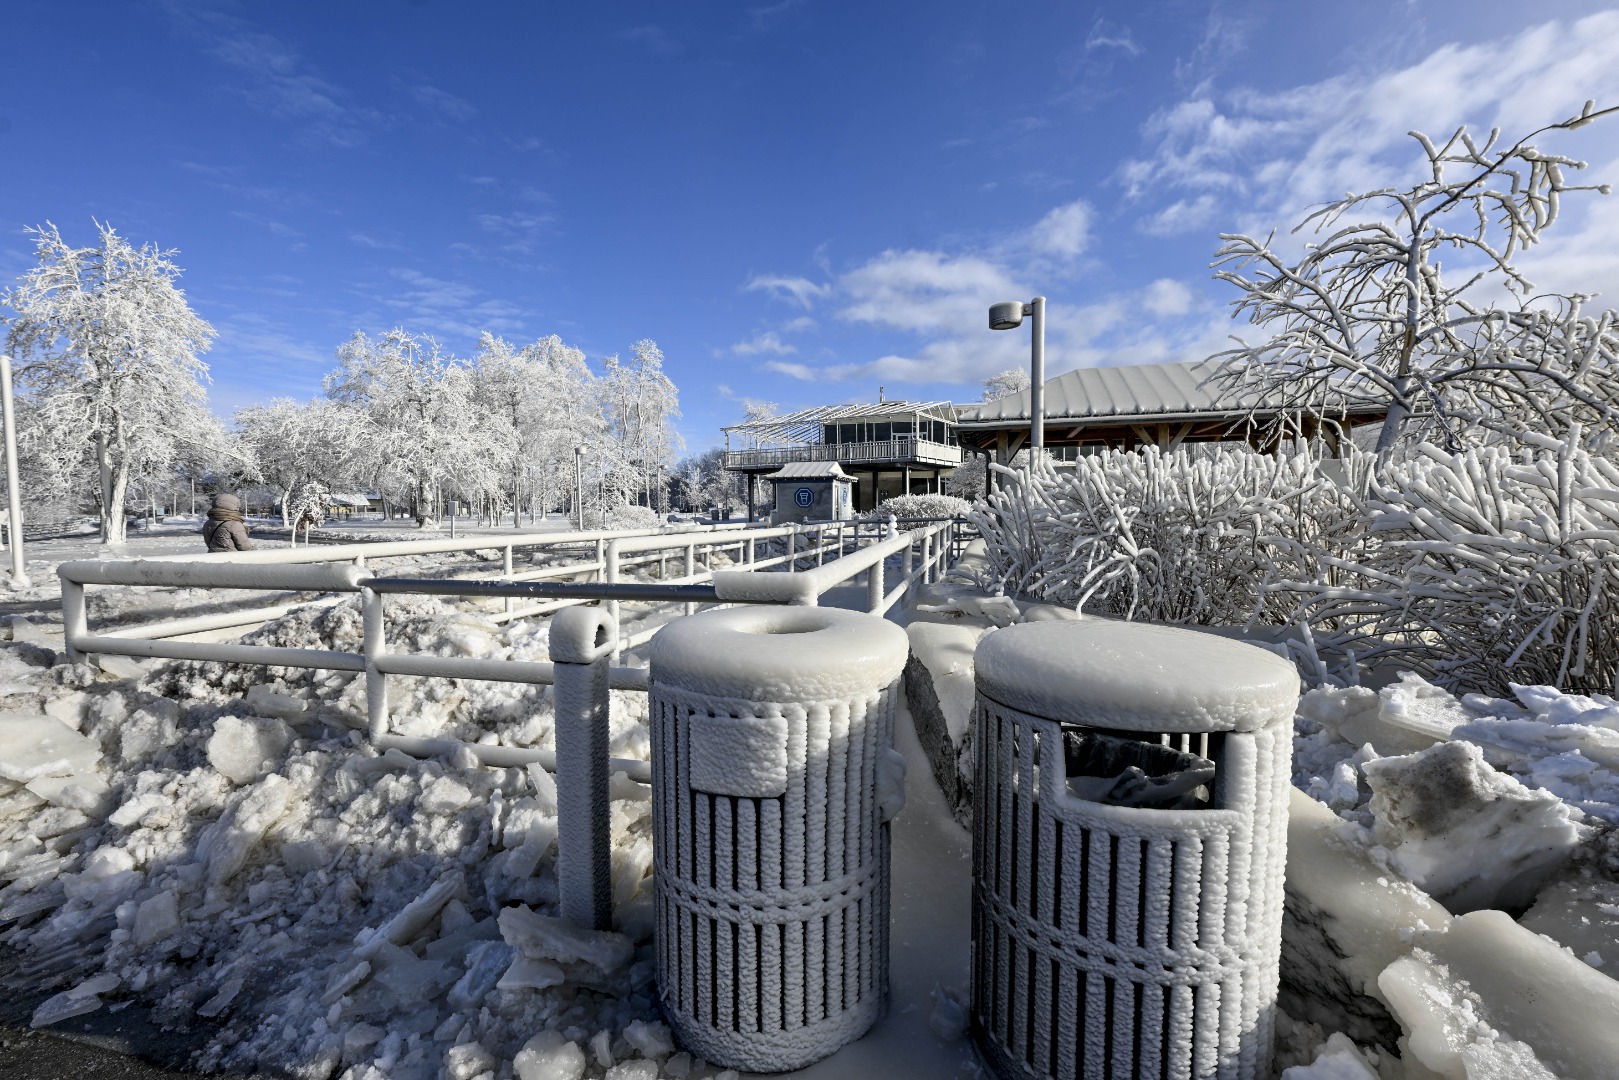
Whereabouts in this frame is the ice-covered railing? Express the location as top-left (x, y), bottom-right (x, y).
top-left (56, 516), bottom-right (966, 739)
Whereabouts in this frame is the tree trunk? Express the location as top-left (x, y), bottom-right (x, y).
top-left (280, 489), bottom-right (293, 528)
top-left (96, 432), bottom-right (114, 542)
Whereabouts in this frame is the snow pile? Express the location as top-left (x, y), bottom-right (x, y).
top-left (0, 596), bottom-right (706, 1080)
top-left (861, 493), bottom-right (972, 527)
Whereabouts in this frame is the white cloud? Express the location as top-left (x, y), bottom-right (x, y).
top-left (730, 331), bottom-right (796, 356)
top-left (781, 315), bottom-right (817, 332)
top-left (1142, 279), bottom-right (1195, 318)
top-left (1138, 194), bottom-right (1220, 237)
top-left (745, 274), bottom-right (833, 308)
top-left (1085, 19), bottom-right (1141, 57)
top-left (1028, 200), bottom-right (1093, 258)
top-left (838, 250), bottom-right (1022, 334)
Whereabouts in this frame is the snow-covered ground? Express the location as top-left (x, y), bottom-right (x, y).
top-left (2, 545), bottom-right (1617, 1079)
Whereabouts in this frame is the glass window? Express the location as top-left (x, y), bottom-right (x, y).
top-left (840, 424), bottom-right (859, 444)
top-left (874, 423), bottom-right (891, 442)
top-left (823, 424), bottom-right (839, 444)
top-left (892, 421), bottom-right (913, 436)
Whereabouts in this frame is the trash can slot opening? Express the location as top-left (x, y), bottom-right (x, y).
top-left (1059, 725), bottom-right (1220, 811)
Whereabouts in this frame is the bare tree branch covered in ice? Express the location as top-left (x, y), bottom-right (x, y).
top-left (1213, 101), bottom-right (1619, 455)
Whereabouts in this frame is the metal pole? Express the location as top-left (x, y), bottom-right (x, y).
top-left (550, 607), bottom-right (615, 931)
top-left (1030, 295), bottom-right (1046, 452)
top-left (363, 587), bottom-right (388, 740)
top-left (574, 448), bottom-right (585, 530)
top-left (2, 356), bottom-right (29, 588)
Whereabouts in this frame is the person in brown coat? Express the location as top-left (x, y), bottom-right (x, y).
top-left (203, 493), bottom-right (254, 552)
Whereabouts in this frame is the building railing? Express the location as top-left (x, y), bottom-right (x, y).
top-left (725, 437), bottom-right (964, 471)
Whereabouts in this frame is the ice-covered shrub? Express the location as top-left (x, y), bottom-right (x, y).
top-left (1268, 435), bottom-right (1619, 695)
top-left (582, 503), bottom-right (662, 531)
top-left (968, 446), bottom-right (1366, 625)
top-left (863, 493), bottom-right (972, 528)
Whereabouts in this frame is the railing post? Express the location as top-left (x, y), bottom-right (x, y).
top-left (61, 577), bottom-right (87, 665)
top-left (921, 531), bottom-right (933, 586)
top-left (550, 606), bottom-right (616, 931)
top-left (362, 586), bottom-right (389, 740)
top-left (595, 538), bottom-right (606, 583)
top-left (815, 523), bottom-right (826, 566)
top-left (605, 540), bottom-right (621, 654)
top-left (900, 540), bottom-right (914, 599)
top-left (502, 544), bottom-right (515, 615)
top-left (867, 552), bottom-right (884, 613)
top-left (684, 541), bottom-right (697, 616)
top-left (746, 536), bottom-right (756, 568)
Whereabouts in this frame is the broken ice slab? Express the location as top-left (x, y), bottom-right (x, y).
top-left (355, 869), bottom-right (464, 958)
top-left (1519, 874), bottom-right (1619, 973)
top-left (496, 956), bottom-right (566, 992)
top-left (94, 653), bottom-right (151, 681)
top-left (8, 617), bottom-right (56, 647)
top-left (498, 904), bottom-right (634, 975)
top-left (26, 772), bottom-right (113, 815)
top-left (1364, 740), bottom-right (1587, 913)
top-left (243, 683), bottom-right (308, 720)
top-left (197, 975), bottom-right (245, 1018)
top-left (206, 715), bottom-right (293, 784)
top-left (0, 714), bottom-right (102, 782)
top-left (1379, 909), bottom-right (1619, 1080)
top-left (30, 972), bottom-right (121, 1027)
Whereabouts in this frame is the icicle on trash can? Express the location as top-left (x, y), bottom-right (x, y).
top-left (969, 621), bottom-right (1298, 1080)
top-left (647, 606), bottom-right (910, 1072)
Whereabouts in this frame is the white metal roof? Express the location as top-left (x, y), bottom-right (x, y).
top-left (955, 359), bottom-right (1386, 426)
top-left (766, 461), bottom-right (854, 480)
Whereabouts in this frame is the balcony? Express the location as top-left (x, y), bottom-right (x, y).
top-left (725, 437), bottom-right (964, 472)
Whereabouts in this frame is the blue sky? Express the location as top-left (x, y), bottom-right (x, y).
top-left (5, 0), bottom-right (1619, 452)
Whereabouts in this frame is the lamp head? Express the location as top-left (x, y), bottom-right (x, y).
top-left (988, 301), bottom-right (1025, 330)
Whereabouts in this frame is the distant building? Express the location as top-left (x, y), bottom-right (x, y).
top-left (954, 358), bottom-right (1389, 468)
top-left (723, 400), bottom-right (962, 516)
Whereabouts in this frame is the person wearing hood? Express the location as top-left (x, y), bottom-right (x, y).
top-left (203, 493), bottom-right (254, 552)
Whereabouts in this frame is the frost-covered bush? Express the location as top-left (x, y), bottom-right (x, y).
top-left (1268, 436), bottom-right (1619, 696)
top-left (863, 493), bottom-right (973, 527)
top-left (582, 503), bottom-right (662, 531)
top-left (969, 446), bottom-right (1366, 625)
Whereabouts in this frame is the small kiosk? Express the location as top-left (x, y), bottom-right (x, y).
top-left (767, 461), bottom-right (854, 523)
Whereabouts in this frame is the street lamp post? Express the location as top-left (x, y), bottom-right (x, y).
top-left (988, 295), bottom-right (1046, 451)
top-left (574, 447), bottom-right (585, 530)
top-left (1, 353), bottom-right (30, 588)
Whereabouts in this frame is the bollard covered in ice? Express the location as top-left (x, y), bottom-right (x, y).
top-left (970, 620), bottom-right (1299, 1080)
top-left (647, 606), bottom-right (909, 1072)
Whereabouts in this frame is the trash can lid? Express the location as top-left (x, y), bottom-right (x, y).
top-left (649, 606), bottom-right (909, 704)
top-left (974, 620), bottom-right (1298, 732)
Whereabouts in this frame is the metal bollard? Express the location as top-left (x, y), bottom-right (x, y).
top-left (549, 606), bottom-right (617, 930)
top-left (970, 621), bottom-right (1297, 1080)
top-left (648, 606), bottom-right (910, 1072)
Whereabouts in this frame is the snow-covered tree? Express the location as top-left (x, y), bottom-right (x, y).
top-left (3, 222), bottom-right (218, 543)
top-left (600, 339), bottom-right (681, 514)
top-left (1213, 102), bottom-right (1619, 454)
top-left (981, 368), bottom-right (1031, 401)
top-left (323, 329), bottom-right (482, 528)
top-left (236, 398), bottom-right (357, 525)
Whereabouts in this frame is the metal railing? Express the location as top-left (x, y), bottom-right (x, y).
top-left (724, 437), bottom-right (964, 470)
top-left (56, 516), bottom-right (967, 943)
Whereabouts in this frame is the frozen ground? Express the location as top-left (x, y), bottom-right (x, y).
top-left (1, 549), bottom-right (1616, 1079)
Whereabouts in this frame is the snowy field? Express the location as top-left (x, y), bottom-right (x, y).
top-left (1, 545), bottom-right (1617, 1079)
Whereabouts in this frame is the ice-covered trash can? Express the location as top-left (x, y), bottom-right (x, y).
top-left (647, 606), bottom-right (910, 1072)
top-left (969, 621), bottom-right (1298, 1080)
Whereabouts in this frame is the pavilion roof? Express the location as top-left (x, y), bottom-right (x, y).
top-left (724, 400), bottom-right (957, 447)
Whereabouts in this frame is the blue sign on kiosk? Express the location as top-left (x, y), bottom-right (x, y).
top-left (794, 487), bottom-right (814, 508)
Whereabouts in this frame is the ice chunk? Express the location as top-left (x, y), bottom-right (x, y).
top-left (320, 959), bottom-right (371, 1006)
top-left (418, 774), bottom-right (472, 814)
top-left (1298, 684), bottom-right (1438, 757)
top-left (928, 985), bottom-right (968, 1041)
top-left (604, 1062), bottom-right (658, 1080)
top-left (43, 691), bottom-right (86, 730)
top-left (356, 870), bottom-right (464, 957)
top-left (621, 1019), bottom-right (674, 1058)
top-left (1364, 741), bottom-right (1587, 912)
top-left (1519, 875), bottom-right (1619, 973)
top-left (94, 653), bottom-right (150, 681)
top-left (1278, 1033), bottom-right (1379, 1079)
top-left (496, 956), bottom-right (565, 992)
top-left (443, 1040), bottom-right (498, 1080)
top-left (244, 682), bottom-right (307, 719)
top-left (446, 940), bottom-right (513, 1010)
top-left (279, 839), bottom-right (328, 874)
top-left (498, 904), bottom-right (634, 975)
top-left (206, 715), bottom-right (293, 784)
top-left (26, 772), bottom-right (112, 815)
top-left (0, 714), bottom-right (101, 781)
top-left (132, 889), bottom-right (180, 947)
top-left (31, 973), bottom-right (120, 1027)
top-left (198, 976), bottom-right (244, 1018)
top-left (527, 762), bottom-right (559, 815)
top-left (9, 616), bottom-right (53, 647)
top-left (198, 774), bottom-right (299, 886)
top-left (513, 1030), bottom-right (587, 1080)
top-left (1378, 910), bottom-right (1619, 1079)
